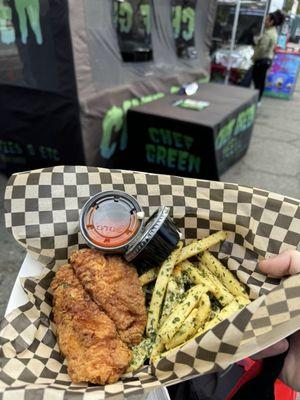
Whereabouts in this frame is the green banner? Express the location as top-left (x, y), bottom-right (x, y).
top-left (172, 0), bottom-right (197, 59)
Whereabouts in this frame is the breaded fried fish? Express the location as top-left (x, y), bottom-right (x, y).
top-left (51, 264), bottom-right (131, 385)
top-left (70, 249), bottom-right (147, 346)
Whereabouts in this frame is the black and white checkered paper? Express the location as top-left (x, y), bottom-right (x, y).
top-left (1, 165), bottom-right (300, 399)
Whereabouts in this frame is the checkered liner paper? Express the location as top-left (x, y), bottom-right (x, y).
top-left (2, 166), bottom-right (300, 400)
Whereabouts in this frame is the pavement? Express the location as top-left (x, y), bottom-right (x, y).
top-left (222, 84), bottom-right (300, 199)
top-left (0, 83), bottom-right (299, 318)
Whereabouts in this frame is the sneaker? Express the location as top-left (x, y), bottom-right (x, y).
top-left (257, 101), bottom-right (262, 107)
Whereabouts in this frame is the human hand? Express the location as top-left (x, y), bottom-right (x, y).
top-left (252, 250), bottom-right (300, 391)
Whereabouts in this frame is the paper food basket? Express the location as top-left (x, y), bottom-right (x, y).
top-left (1, 165), bottom-right (300, 400)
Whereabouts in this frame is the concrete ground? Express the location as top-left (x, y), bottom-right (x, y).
top-left (0, 85), bottom-right (299, 312)
top-left (222, 84), bottom-right (300, 199)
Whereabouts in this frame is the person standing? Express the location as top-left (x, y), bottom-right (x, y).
top-left (252, 9), bottom-right (285, 104)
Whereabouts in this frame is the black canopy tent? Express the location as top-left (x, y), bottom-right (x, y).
top-left (0, 0), bottom-right (84, 175)
top-left (0, 0), bottom-right (218, 174)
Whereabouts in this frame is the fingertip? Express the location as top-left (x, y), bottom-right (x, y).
top-left (251, 339), bottom-right (289, 360)
top-left (258, 251), bottom-right (294, 277)
top-left (275, 338), bottom-right (289, 354)
top-left (258, 259), bottom-right (267, 270)
top-left (258, 258), bottom-right (274, 274)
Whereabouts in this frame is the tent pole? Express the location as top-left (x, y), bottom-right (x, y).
top-left (260, 0), bottom-right (271, 35)
top-left (225, 0), bottom-right (241, 85)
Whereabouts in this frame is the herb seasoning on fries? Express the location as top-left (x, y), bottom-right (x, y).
top-left (130, 230), bottom-right (251, 371)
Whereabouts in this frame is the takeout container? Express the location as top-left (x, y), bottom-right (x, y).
top-left (79, 190), bottom-right (181, 268)
top-left (2, 165), bottom-right (300, 400)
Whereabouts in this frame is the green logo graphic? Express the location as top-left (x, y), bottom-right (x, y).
top-left (101, 106), bottom-right (124, 159)
top-left (0, 0), bottom-right (43, 45)
top-left (140, 4), bottom-right (151, 35)
top-left (215, 104), bottom-right (256, 151)
top-left (146, 127), bottom-right (201, 174)
top-left (0, 139), bottom-right (60, 164)
top-left (172, 5), bottom-right (181, 40)
top-left (114, 1), bottom-right (133, 34)
top-left (113, 1), bottom-right (151, 34)
top-left (101, 92), bottom-right (164, 159)
top-left (172, 5), bottom-right (195, 42)
top-left (0, 0), bottom-right (14, 44)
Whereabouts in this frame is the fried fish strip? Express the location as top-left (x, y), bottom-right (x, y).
top-left (70, 249), bottom-right (147, 346)
top-left (51, 264), bottom-right (131, 385)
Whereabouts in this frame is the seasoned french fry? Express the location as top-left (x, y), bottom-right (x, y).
top-left (177, 231), bottom-right (227, 263)
top-left (165, 308), bottom-right (198, 350)
top-left (194, 293), bottom-right (211, 327)
top-left (198, 297), bottom-right (244, 335)
top-left (159, 284), bottom-right (209, 343)
top-left (147, 231), bottom-right (252, 369)
top-left (210, 304), bottom-right (222, 319)
top-left (176, 261), bottom-right (212, 288)
top-left (172, 264), bottom-right (183, 279)
top-left (235, 295), bottom-right (251, 307)
top-left (201, 251), bottom-right (249, 299)
top-left (146, 243), bottom-right (183, 337)
top-left (150, 336), bottom-right (165, 361)
top-left (165, 294), bottom-right (211, 350)
top-left (151, 352), bottom-right (165, 365)
top-left (152, 297), bottom-right (249, 364)
top-left (152, 334), bottom-right (197, 364)
top-left (159, 277), bottom-right (184, 327)
top-left (176, 261), bottom-right (234, 306)
top-left (139, 268), bottom-right (159, 286)
top-left (127, 338), bottom-right (154, 372)
top-left (198, 263), bottom-right (234, 306)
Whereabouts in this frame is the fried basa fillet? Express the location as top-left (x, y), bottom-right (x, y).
top-left (51, 264), bottom-right (131, 385)
top-left (70, 249), bottom-right (147, 346)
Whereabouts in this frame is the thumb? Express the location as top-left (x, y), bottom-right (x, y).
top-left (251, 339), bottom-right (289, 360)
top-left (259, 250), bottom-right (300, 278)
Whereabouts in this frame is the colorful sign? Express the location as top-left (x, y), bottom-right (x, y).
top-left (264, 53), bottom-right (300, 99)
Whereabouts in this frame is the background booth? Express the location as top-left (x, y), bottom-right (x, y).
top-left (0, 0), bottom-right (218, 175)
top-left (0, 0), bottom-right (84, 175)
top-left (123, 83), bottom-right (258, 180)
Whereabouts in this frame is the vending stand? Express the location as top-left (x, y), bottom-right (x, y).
top-left (123, 83), bottom-right (258, 180)
top-left (0, 0), bottom-right (218, 176)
